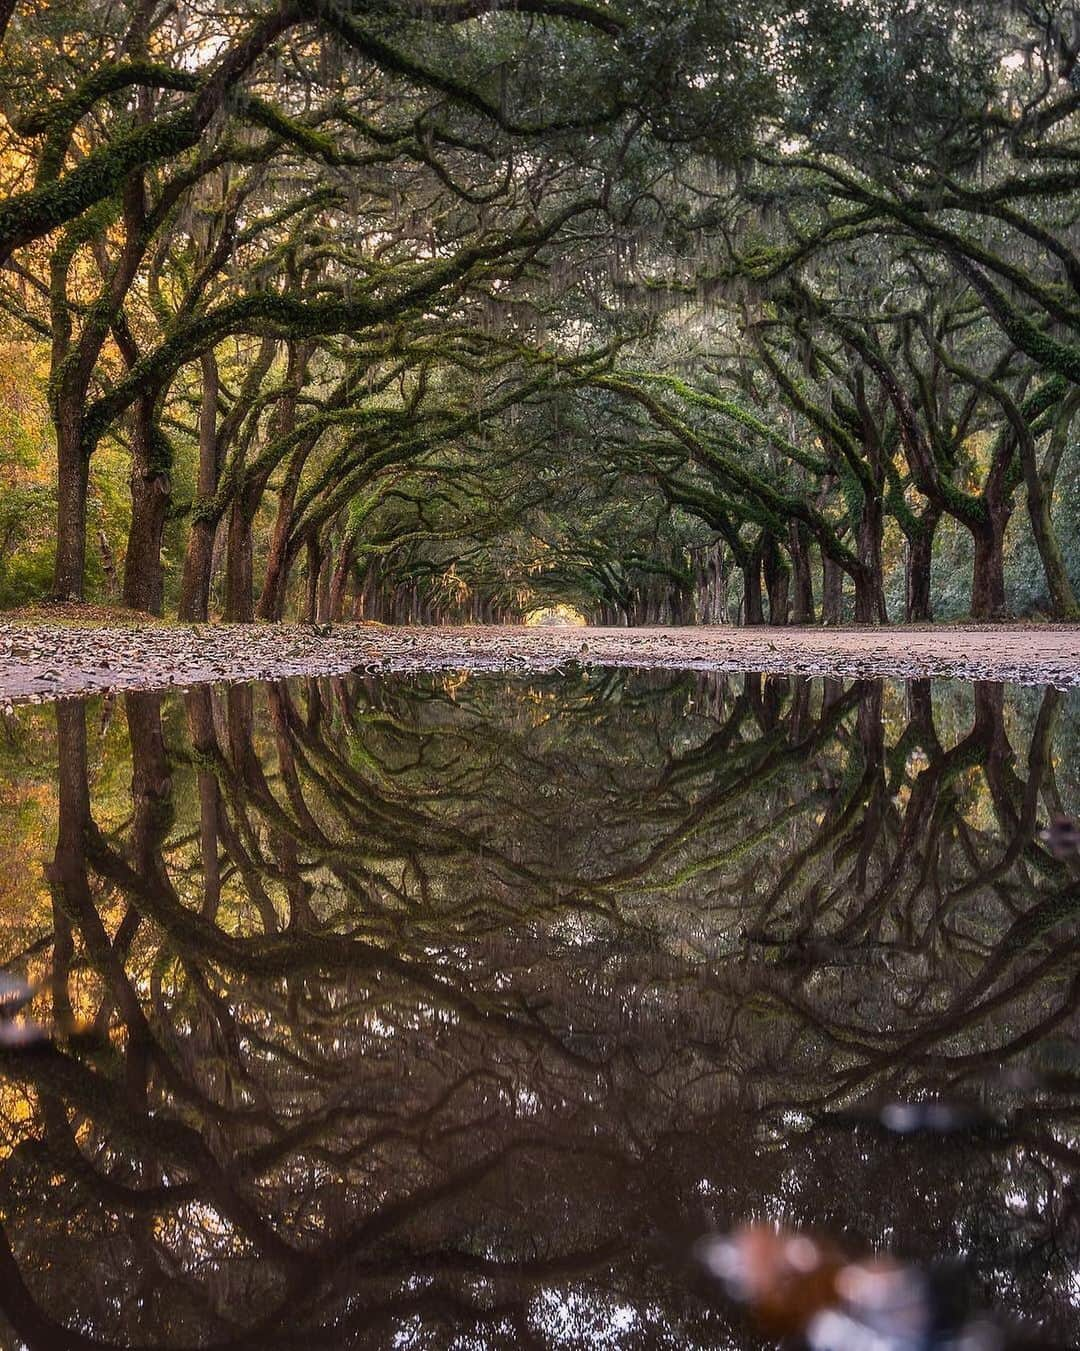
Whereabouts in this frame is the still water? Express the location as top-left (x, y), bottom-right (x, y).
top-left (0, 669), bottom-right (1078, 1349)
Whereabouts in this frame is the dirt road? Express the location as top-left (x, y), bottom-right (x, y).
top-left (2, 621), bottom-right (1080, 703)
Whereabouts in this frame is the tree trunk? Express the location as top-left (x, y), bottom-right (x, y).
top-left (121, 389), bottom-right (170, 616)
top-left (223, 496), bottom-right (255, 622)
top-left (763, 535), bottom-right (790, 626)
top-left (742, 541), bottom-right (764, 625)
top-left (53, 410), bottom-right (89, 600)
top-left (254, 345), bottom-right (312, 619)
top-left (789, 523), bottom-right (814, 624)
top-left (821, 551), bottom-right (843, 625)
top-left (46, 701), bottom-right (88, 1042)
top-left (123, 468), bottom-right (169, 614)
top-left (854, 499), bottom-right (886, 623)
top-left (904, 516), bottom-right (937, 623)
top-left (854, 680), bottom-right (886, 892)
top-left (316, 536), bottom-right (333, 622)
top-left (179, 354), bottom-right (221, 621)
top-left (304, 535), bottom-right (321, 623)
top-left (970, 448), bottom-right (1013, 620)
top-left (970, 515), bottom-right (1007, 619)
top-left (185, 687), bottom-right (222, 920)
top-left (97, 530), bottom-right (118, 599)
top-left (695, 543), bottom-right (727, 624)
top-left (122, 396), bottom-right (169, 614)
top-left (179, 520), bottom-right (216, 621)
top-left (853, 569), bottom-right (884, 625)
top-left (329, 534), bottom-right (356, 621)
top-left (1004, 382), bottom-right (1077, 618)
top-left (256, 477), bottom-right (298, 620)
top-left (127, 691), bottom-right (173, 882)
top-left (1024, 466), bottom-right (1078, 617)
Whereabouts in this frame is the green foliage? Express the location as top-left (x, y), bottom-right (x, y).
top-left (0, 486), bottom-right (56, 608)
top-left (0, 0), bottom-right (1078, 622)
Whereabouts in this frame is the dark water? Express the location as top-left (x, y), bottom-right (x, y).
top-left (0, 669), bottom-right (1079, 1349)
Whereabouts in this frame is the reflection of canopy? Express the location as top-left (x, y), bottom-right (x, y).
top-left (0, 672), bottom-right (1078, 1348)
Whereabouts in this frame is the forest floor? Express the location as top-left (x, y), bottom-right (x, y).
top-left (2, 615), bottom-right (1080, 703)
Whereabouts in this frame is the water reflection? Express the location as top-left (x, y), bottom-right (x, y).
top-left (0, 670), bottom-right (1078, 1348)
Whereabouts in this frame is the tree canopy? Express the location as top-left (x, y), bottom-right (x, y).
top-left (2, 0), bottom-right (1080, 623)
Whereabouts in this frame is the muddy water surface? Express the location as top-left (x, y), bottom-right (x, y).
top-left (0, 669), bottom-right (1078, 1348)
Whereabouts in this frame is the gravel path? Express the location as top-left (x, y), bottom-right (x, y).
top-left (2, 621), bottom-right (1080, 704)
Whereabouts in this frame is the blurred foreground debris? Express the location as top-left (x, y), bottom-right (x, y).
top-left (0, 968), bottom-right (105, 1051)
top-left (695, 1223), bottom-right (1061, 1349)
top-left (1039, 816), bottom-right (1080, 860)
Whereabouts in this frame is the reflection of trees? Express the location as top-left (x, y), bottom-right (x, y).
top-left (1, 673), bottom-right (1079, 1347)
